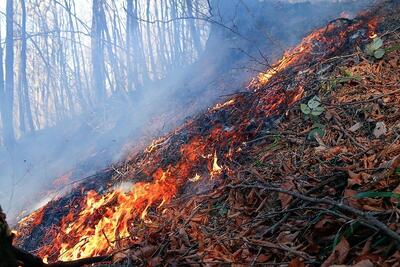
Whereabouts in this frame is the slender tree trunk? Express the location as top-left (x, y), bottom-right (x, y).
top-left (185, 0), bottom-right (202, 57)
top-left (145, 0), bottom-right (156, 79)
top-left (18, 0), bottom-right (34, 133)
top-left (65, 0), bottom-right (87, 112)
top-left (0, 33), bottom-right (6, 146)
top-left (126, 0), bottom-right (134, 92)
top-left (3, 0), bottom-right (16, 146)
top-left (91, 0), bottom-right (106, 102)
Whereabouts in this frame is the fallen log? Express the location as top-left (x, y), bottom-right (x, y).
top-left (0, 205), bottom-right (110, 267)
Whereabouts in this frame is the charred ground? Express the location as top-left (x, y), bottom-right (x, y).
top-left (13, 1), bottom-right (400, 266)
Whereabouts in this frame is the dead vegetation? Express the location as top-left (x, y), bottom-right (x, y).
top-left (13, 1), bottom-right (400, 266)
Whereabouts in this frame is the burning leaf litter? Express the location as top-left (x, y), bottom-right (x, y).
top-left (14, 1), bottom-right (400, 266)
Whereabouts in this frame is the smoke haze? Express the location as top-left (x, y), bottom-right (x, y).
top-left (0, 0), bottom-right (373, 223)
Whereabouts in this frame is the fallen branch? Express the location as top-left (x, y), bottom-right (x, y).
top-left (228, 183), bottom-right (400, 245)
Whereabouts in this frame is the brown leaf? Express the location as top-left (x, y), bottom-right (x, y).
top-left (348, 171), bottom-right (362, 187)
top-left (277, 231), bottom-right (299, 245)
top-left (344, 189), bottom-right (363, 208)
top-left (314, 216), bottom-right (334, 231)
top-left (319, 146), bottom-right (348, 160)
top-left (279, 180), bottom-right (295, 208)
top-left (288, 257), bottom-right (305, 267)
top-left (178, 227), bottom-right (191, 246)
top-left (148, 256), bottom-right (162, 267)
top-left (391, 183), bottom-right (400, 204)
top-left (321, 238), bottom-right (350, 267)
top-left (330, 259), bottom-right (374, 267)
top-left (352, 259), bottom-right (375, 267)
top-left (257, 254), bottom-right (271, 262)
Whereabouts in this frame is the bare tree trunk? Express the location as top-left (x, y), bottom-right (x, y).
top-left (185, 0), bottom-right (202, 57)
top-left (126, 0), bottom-right (134, 92)
top-left (65, 0), bottom-right (87, 111)
top-left (0, 32), bottom-right (6, 146)
top-left (18, 0), bottom-right (34, 134)
top-left (145, 0), bottom-right (156, 79)
top-left (91, 0), bottom-right (106, 102)
top-left (3, 0), bottom-right (16, 147)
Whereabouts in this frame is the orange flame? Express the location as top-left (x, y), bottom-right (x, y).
top-left (32, 136), bottom-right (208, 261)
top-left (19, 14), bottom-right (379, 263)
top-left (368, 17), bottom-right (379, 39)
top-left (210, 151), bottom-right (223, 178)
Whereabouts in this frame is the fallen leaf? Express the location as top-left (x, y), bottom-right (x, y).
top-left (317, 146), bottom-right (347, 160)
top-left (288, 257), bottom-right (305, 267)
top-left (344, 189), bottom-right (363, 208)
top-left (277, 231), bottom-right (299, 245)
top-left (331, 259), bottom-right (374, 267)
top-left (321, 238), bottom-right (350, 267)
top-left (256, 254), bottom-right (271, 263)
top-left (352, 259), bottom-right (375, 267)
top-left (348, 171), bottom-right (363, 186)
top-left (279, 181), bottom-right (295, 208)
top-left (373, 121), bottom-right (387, 138)
top-left (349, 122), bottom-right (363, 132)
top-left (391, 183), bottom-right (400, 204)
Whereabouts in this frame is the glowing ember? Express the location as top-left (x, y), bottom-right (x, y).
top-left (211, 151), bottom-right (223, 177)
top-left (189, 173), bottom-right (201, 182)
top-left (368, 17), bottom-right (379, 39)
top-left (145, 137), bottom-right (168, 153)
top-left (213, 99), bottom-right (236, 111)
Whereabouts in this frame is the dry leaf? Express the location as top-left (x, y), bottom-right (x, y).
top-left (344, 189), bottom-right (363, 208)
top-left (277, 231), bottom-right (299, 245)
top-left (331, 259), bottom-right (374, 267)
top-left (373, 121), bottom-right (387, 138)
top-left (288, 257), bottom-right (305, 267)
top-left (321, 238), bottom-right (350, 267)
top-left (391, 183), bottom-right (400, 204)
top-left (279, 180), bottom-right (295, 208)
top-left (256, 254), bottom-right (271, 263)
top-left (349, 122), bottom-right (363, 132)
top-left (348, 171), bottom-right (362, 186)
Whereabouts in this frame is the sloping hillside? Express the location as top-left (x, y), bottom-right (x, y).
top-left (14, 1), bottom-right (400, 266)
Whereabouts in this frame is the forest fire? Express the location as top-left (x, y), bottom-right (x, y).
top-left (251, 15), bottom-right (379, 90)
top-left (11, 4), bottom-right (386, 266)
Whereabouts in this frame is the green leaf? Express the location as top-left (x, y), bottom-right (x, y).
top-left (308, 96), bottom-right (321, 109)
top-left (354, 191), bottom-right (400, 200)
top-left (300, 103), bottom-right (311, 115)
top-left (370, 37), bottom-right (383, 50)
top-left (311, 106), bottom-right (325, 116)
top-left (374, 48), bottom-right (385, 59)
top-left (365, 38), bottom-right (384, 56)
top-left (365, 44), bottom-right (375, 56)
top-left (312, 122), bottom-right (325, 129)
top-left (308, 127), bottom-right (326, 140)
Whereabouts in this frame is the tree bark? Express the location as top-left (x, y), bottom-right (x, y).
top-left (91, 0), bottom-right (106, 102)
top-left (18, 0), bottom-right (34, 132)
top-left (3, 0), bottom-right (16, 147)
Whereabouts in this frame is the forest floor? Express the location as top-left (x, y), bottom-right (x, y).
top-left (15, 1), bottom-right (400, 266)
top-left (107, 3), bottom-right (400, 267)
